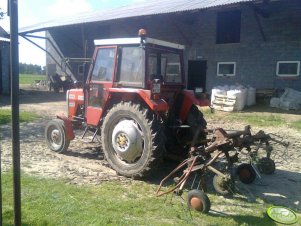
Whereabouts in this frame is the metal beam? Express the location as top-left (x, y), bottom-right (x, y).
top-left (20, 34), bottom-right (77, 81)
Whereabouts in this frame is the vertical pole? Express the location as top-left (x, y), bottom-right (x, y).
top-left (0, 144), bottom-right (2, 225)
top-left (9, 0), bottom-right (21, 225)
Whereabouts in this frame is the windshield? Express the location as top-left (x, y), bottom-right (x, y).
top-left (148, 49), bottom-right (182, 83)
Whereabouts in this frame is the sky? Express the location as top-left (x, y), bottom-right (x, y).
top-left (0, 0), bottom-right (146, 66)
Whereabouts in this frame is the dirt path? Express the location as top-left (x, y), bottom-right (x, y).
top-left (1, 89), bottom-right (301, 213)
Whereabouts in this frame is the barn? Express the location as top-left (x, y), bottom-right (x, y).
top-left (0, 26), bottom-right (10, 95)
top-left (19, 0), bottom-right (301, 93)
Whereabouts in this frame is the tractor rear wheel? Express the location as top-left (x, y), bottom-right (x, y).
top-left (101, 102), bottom-right (164, 178)
top-left (45, 119), bottom-right (70, 153)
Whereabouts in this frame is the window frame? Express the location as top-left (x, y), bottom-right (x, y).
top-left (217, 62), bottom-right (236, 77)
top-left (276, 61), bottom-right (300, 77)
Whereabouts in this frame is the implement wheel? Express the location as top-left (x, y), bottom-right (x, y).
top-left (236, 163), bottom-right (256, 184)
top-left (187, 189), bottom-right (210, 213)
top-left (213, 174), bottom-right (234, 195)
top-left (257, 157), bottom-right (276, 175)
top-left (45, 119), bottom-right (70, 153)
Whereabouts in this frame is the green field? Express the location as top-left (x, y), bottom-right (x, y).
top-left (19, 74), bottom-right (46, 85)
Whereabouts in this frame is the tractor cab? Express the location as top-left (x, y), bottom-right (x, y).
top-left (68, 29), bottom-right (208, 127)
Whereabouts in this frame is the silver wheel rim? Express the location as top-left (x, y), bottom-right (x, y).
top-left (111, 119), bottom-right (144, 163)
top-left (48, 126), bottom-right (62, 149)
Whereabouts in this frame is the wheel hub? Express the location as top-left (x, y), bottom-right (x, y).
top-left (51, 129), bottom-right (61, 144)
top-left (112, 120), bottom-right (143, 163)
top-left (116, 133), bottom-right (128, 147)
top-left (190, 197), bottom-right (203, 211)
top-left (239, 169), bottom-right (251, 179)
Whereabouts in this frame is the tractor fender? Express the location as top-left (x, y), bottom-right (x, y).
top-left (179, 90), bottom-right (208, 121)
top-left (108, 88), bottom-right (169, 112)
top-left (56, 113), bottom-right (75, 140)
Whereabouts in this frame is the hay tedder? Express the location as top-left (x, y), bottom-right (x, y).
top-left (156, 125), bottom-right (289, 213)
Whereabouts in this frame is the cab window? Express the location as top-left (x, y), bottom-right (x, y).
top-left (118, 47), bottom-right (145, 87)
top-left (148, 50), bottom-right (182, 83)
top-left (91, 48), bottom-right (116, 81)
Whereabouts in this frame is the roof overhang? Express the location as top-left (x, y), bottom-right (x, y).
top-left (19, 0), bottom-right (261, 34)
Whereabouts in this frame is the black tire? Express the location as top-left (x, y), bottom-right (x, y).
top-left (236, 163), bottom-right (256, 184)
top-left (101, 102), bottom-right (164, 178)
top-left (187, 189), bottom-right (210, 213)
top-left (45, 119), bottom-right (70, 153)
top-left (213, 174), bottom-right (234, 195)
top-left (257, 157), bottom-right (276, 175)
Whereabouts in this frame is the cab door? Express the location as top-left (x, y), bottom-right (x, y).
top-left (86, 47), bottom-right (117, 126)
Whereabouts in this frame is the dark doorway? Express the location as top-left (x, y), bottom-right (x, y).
top-left (187, 60), bottom-right (207, 92)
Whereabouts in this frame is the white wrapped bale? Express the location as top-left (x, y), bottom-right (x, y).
top-left (247, 87), bottom-right (256, 106)
top-left (227, 89), bottom-right (245, 111)
top-left (279, 88), bottom-right (301, 110)
top-left (211, 87), bottom-right (227, 105)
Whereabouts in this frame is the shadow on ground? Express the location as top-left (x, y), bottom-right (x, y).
top-left (0, 89), bottom-right (66, 107)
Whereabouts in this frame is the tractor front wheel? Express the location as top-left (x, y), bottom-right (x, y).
top-left (101, 102), bottom-right (164, 178)
top-left (45, 119), bottom-right (70, 153)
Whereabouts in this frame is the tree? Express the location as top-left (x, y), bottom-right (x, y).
top-left (19, 63), bottom-right (44, 75)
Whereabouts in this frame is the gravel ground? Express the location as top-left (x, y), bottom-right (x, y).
top-left (1, 88), bottom-right (301, 212)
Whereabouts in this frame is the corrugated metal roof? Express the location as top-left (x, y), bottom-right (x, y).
top-left (20, 0), bottom-right (256, 34)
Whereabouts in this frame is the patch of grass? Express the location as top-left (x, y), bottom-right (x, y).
top-left (291, 119), bottom-right (301, 132)
top-left (0, 109), bottom-right (39, 125)
top-left (1, 172), bottom-right (276, 226)
top-left (228, 113), bottom-right (286, 127)
top-left (19, 74), bottom-right (46, 85)
top-left (201, 107), bottom-right (287, 128)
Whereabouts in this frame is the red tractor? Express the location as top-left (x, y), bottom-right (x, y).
top-left (45, 30), bottom-right (210, 178)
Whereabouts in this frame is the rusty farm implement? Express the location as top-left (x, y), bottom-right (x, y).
top-left (156, 125), bottom-right (289, 213)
